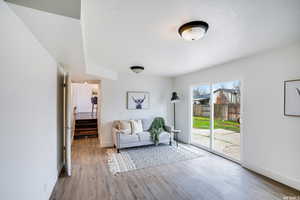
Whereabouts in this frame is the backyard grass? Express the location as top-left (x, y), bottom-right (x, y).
top-left (193, 116), bottom-right (240, 132)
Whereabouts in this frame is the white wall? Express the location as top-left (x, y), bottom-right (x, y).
top-left (100, 73), bottom-right (173, 147)
top-left (8, 3), bottom-right (87, 80)
top-left (72, 83), bottom-right (98, 113)
top-left (0, 1), bottom-right (62, 199)
top-left (173, 43), bottom-right (300, 190)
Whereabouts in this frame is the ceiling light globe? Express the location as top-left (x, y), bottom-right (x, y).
top-left (179, 21), bottom-right (209, 41)
top-left (181, 27), bottom-right (206, 41)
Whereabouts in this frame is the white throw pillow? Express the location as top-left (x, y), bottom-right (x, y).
top-left (130, 120), bottom-right (143, 134)
top-left (119, 120), bottom-right (132, 135)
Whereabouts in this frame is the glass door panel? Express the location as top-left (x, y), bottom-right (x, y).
top-left (212, 81), bottom-right (241, 161)
top-left (192, 85), bottom-right (211, 148)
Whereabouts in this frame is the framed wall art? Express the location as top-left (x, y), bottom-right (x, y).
top-left (127, 91), bottom-right (150, 110)
top-left (284, 79), bottom-right (300, 117)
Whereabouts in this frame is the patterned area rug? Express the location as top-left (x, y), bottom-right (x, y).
top-left (106, 144), bottom-right (203, 175)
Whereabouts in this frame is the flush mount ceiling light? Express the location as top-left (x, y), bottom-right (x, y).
top-left (178, 21), bottom-right (209, 41)
top-left (130, 66), bottom-right (144, 74)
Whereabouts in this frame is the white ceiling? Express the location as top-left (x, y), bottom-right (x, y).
top-left (6, 0), bottom-right (80, 19)
top-left (8, 2), bottom-right (117, 81)
top-left (7, 3), bottom-right (99, 81)
top-left (82, 0), bottom-right (300, 77)
top-left (7, 0), bottom-right (300, 79)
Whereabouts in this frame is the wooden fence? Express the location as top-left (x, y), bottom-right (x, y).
top-left (193, 103), bottom-right (240, 122)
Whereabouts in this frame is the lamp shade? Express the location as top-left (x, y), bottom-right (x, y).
top-left (171, 92), bottom-right (180, 103)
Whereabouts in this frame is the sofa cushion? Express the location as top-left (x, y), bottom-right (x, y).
top-left (137, 131), bottom-right (151, 142)
top-left (119, 120), bottom-right (132, 135)
top-left (159, 132), bottom-right (171, 141)
top-left (130, 119), bottom-right (143, 134)
top-left (137, 131), bottom-right (170, 143)
top-left (142, 118), bottom-right (153, 131)
top-left (119, 134), bottom-right (139, 144)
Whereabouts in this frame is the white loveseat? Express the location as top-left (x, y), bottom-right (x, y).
top-left (112, 118), bottom-right (173, 152)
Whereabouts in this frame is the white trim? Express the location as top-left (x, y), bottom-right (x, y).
top-left (239, 79), bottom-right (245, 164)
top-left (47, 176), bottom-right (59, 200)
top-left (188, 86), bottom-right (193, 144)
top-left (242, 161), bottom-right (300, 191)
top-left (209, 85), bottom-right (214, 150)
top-left (57, 162), bottom-right (64, 177)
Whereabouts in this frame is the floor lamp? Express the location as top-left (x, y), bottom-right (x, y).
top-left (171, 92), bottom-right (180, 129)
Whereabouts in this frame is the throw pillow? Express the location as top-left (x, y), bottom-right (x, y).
top-left (130, 120), bottom-right (143, 134)
top-left (142, 118), bottom-right (152, 131)
top-left (114, 120), bottom-right (121, 130)
top-left (119, 120), bottom-right (132, 135)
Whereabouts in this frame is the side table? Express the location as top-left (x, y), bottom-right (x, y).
top-left (172, 129), bottom-right (181, 147)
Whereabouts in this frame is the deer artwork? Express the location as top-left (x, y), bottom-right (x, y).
top-left (297, 88), bottom-right (300, 96)
top-left (132, 95), bottom-right (146, 109)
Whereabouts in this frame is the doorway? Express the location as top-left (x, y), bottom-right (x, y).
top-left (63, 79), bottom-right (101, 176)
top-left (191, 80), bottom-right (241, 162)
top-left (72, 82), bottom-right (101, 139)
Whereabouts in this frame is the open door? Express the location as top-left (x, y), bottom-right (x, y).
top-left (63, 72), bottom-right (72, 176)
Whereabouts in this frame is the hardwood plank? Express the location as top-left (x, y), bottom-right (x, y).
top-left (50, 138), bottom-right (300, 200)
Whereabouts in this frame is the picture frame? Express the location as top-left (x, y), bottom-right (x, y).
top-left (127, 91), bottom-right (150, 110)
top-left (284, 79), bottom-right (300, 117)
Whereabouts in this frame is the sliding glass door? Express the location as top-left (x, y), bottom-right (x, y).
top-left (192, 85), bottom-right (211, 149)
top-left (192, 81), bottom-right (241, 161)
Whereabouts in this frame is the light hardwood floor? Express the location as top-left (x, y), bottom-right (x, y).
top-left (50, 138), bottom-right (299, 200)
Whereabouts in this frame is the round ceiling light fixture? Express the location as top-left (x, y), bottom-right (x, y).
top-left (178, 21), bottom-right (209, 41)
top-left (130, 66), bottom-right (144, 74)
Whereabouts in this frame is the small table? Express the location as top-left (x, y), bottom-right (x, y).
top-left (172, 129), bottom-right (181, 147)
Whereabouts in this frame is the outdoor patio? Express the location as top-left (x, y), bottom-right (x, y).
top-left (192, 128), bottom-right (240, 161)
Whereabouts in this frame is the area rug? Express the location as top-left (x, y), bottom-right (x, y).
top-left (106, 144), bottom-right (203, 175)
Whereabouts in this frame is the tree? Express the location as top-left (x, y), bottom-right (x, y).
top-left (193, 89), bottom-right (201, 98)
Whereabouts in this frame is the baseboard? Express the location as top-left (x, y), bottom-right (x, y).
top-left (242, 161), bottom-right (300, 191)
top-left (47, 175), bottom-right (58, 199)
top-left (48, 162), bottom-right (64, 199)
top-left (57, 162), bottom-right (64, 177)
